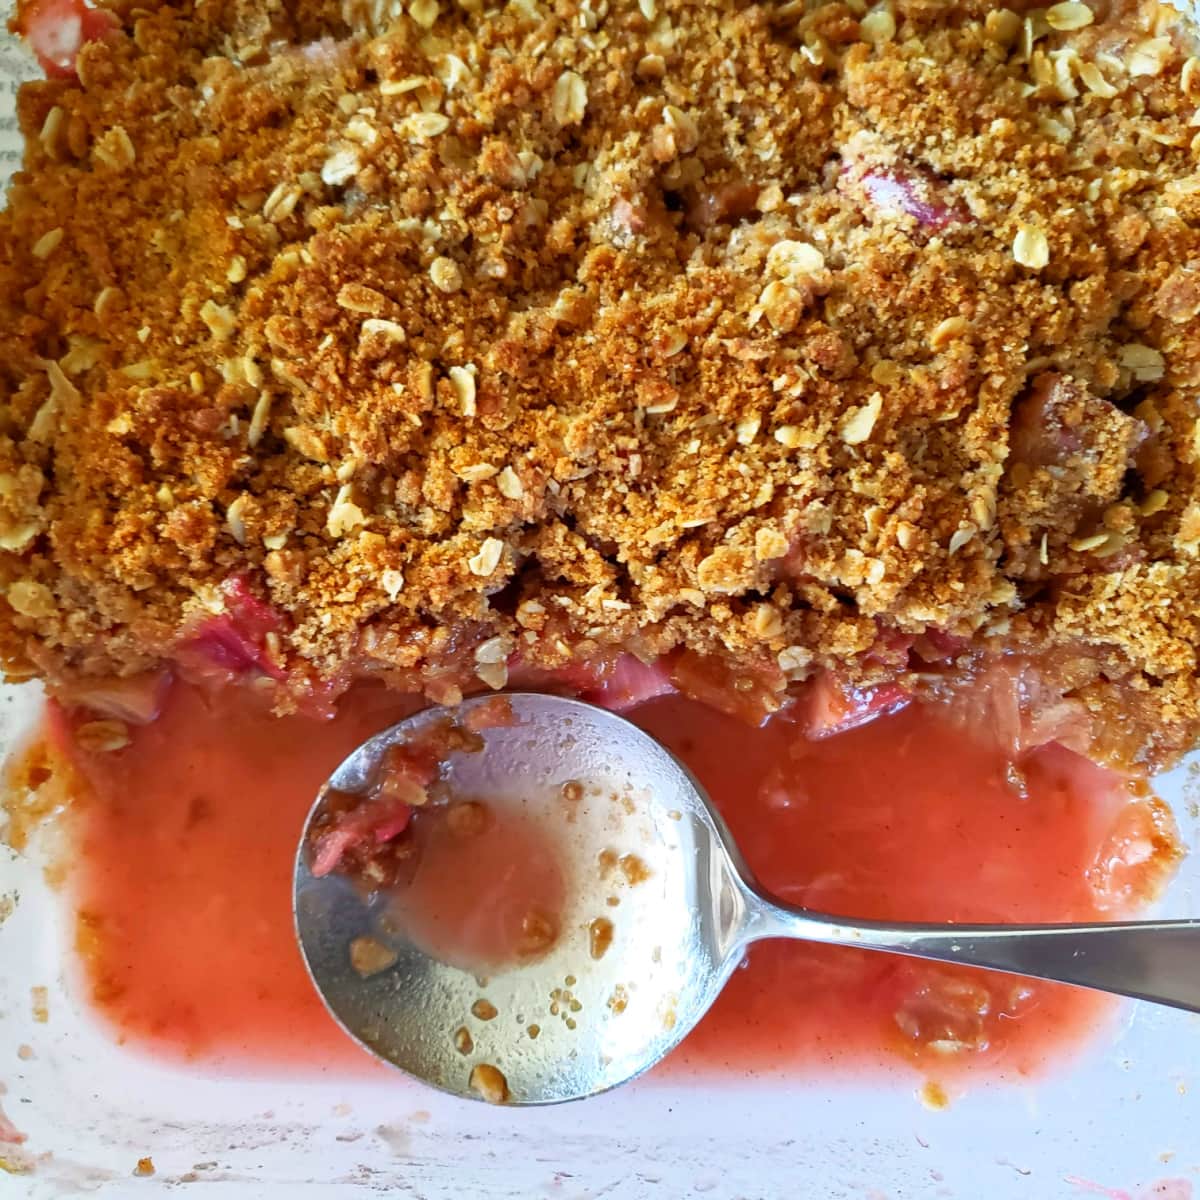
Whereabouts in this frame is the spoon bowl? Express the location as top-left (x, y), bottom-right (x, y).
top-left (294, 692), bottom-right (1200, 1105)
top-left (294, 693), bottom-right (745, 1104)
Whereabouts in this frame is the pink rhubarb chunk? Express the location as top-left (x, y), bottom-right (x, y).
top-left (801, 670), bottom-right (911, 739)
top-left (310, 797), bottom-right (416, 878)
top-left (580, 654), bottom-right (677, 713)
top-left (56, 669), bottom-right (172, 724)
top-left (18, 0), bottom-right (119, 79)
top-left (175, 576), bottom-right (286, 681)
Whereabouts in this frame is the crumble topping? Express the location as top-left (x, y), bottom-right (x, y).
top-left (2, 0), bottom-right (1200, 764)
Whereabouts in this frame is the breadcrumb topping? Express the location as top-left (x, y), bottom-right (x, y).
top-left (2, 0), bottom-right (1200, 765)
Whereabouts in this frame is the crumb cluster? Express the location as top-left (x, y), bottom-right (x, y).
top-left (2, 0), bottom-right (1199, 764)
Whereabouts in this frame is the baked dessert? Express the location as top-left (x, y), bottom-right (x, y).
top-left (3, 0), bottom-right (1199, 764)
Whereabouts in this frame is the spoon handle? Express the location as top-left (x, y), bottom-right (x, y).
top-left (739, 893), bottom-right (1200, 1013)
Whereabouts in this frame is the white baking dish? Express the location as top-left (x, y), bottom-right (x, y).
top-left (2, 10), bottom-right (1199, 1197)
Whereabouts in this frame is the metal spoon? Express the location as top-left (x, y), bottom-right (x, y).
top-left (293, 692), bottom-right (1200, 1105)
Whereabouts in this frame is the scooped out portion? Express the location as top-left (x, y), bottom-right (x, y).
top-left (305, 696), bottom-right (568, 973)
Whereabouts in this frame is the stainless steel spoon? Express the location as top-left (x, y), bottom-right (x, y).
top-left (293, 692), bottom-right (1200, 1105)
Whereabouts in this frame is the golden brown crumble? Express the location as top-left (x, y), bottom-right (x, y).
top-left (2, 0), bottom-right (1200, 764)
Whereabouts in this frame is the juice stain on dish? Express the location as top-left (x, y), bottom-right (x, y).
top-left (61, 683), bottom-right (421, 1072)
top-left (637, 698), bottom-right (1173, 1079)
top-left (52, 680), bottom-right (1174, 1078)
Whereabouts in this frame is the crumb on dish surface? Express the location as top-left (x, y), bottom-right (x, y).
top-left (0, 0), bottom-right (1198, 767)
top-left (468, 1060), bottom-right (509, 1103)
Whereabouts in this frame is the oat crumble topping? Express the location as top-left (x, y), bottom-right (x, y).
top-left (3, 0), bottom-right (1200, 765)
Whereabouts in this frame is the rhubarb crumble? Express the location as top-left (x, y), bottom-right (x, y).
top-left (2, 0), bottom-right (1199, 773)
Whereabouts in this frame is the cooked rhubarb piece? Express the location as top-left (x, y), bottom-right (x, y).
top-left (854, 166), bottom-right (968, 233)
top-left (667, 651), bottom-right (787, 727)
top-left (307, 739), bottom-right (439, 879)
top-left (14, 0), bottom-right (118, 79)
top-left (579, 655), bottom-right (676, 713)
top-left (801, 671), bottom-right (911, 740)
top-left (54, 670), bottom-right (171, 724)
top-left (174, 578), bottom-right (286, 683)
top-left (308, 790), bottom-right (417, 880)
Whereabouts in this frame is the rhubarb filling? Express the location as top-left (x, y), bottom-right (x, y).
top-left (39, 661), bottom-right (1178, 1079)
